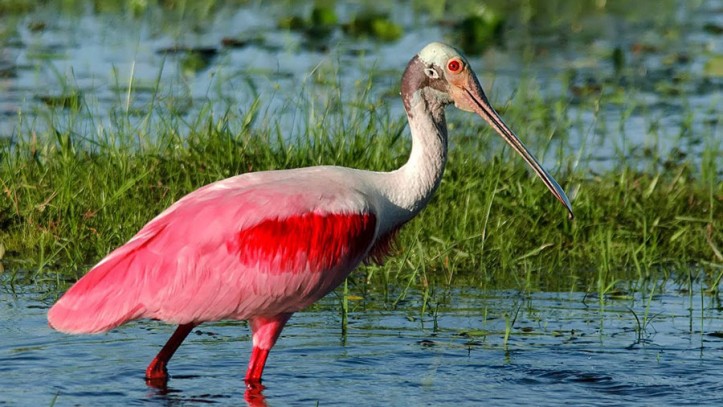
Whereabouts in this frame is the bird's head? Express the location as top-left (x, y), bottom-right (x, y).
top-left (402, 42), bottom-right (574, 219)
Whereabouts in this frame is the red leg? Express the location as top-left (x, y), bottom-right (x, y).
top-left (245, 347), bottom-right (270, 383)
top-left (244, 313), bottom-right (292, 384)
top-left (145, 323), bottom-right (197, 385)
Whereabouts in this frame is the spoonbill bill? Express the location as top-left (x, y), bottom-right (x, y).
top-left (48, 42), bottom-right (573, 386)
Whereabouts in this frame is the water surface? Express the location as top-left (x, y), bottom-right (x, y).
top-left (3, 281), bottom-right (723, 406)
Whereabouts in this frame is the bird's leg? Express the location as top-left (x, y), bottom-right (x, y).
top-left (145, 322), bottom-right (197, 385)
top-left (245, 347), bottom-right (270, 387)
top-left (244, 313), bottom-right (292, 385)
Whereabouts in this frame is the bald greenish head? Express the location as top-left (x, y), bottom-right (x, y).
top-left (400, 42), bottom-right (574, 219)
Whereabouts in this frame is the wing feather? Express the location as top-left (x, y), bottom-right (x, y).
top-left (48, 174), bottom-right (377, 333)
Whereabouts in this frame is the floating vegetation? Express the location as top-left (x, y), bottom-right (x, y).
top-left (452, 10), bottom-right (505, 54)
top-left (35, 92), bottom-right (84, 110)
top-left (343, 12), bottom-right (403, 42)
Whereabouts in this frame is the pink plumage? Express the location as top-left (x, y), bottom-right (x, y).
top-left (48, 42), bottom-right (573, 390)
top-left (49, 172), bottom-right (381, 333)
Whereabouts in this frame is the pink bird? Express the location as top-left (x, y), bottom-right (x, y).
top-left (48, 42), bottom-right (573, 387)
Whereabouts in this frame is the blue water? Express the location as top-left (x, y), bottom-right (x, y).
top-left (3, 283), bottom-right (723, 406)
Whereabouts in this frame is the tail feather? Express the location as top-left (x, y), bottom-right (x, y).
top-left (48, 248), bottom-right (146, 334)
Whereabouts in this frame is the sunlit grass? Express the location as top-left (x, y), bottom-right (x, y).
top-left (0, 64), bottom-right (721, 298)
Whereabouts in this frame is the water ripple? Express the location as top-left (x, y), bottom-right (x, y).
top-left (3, 280), bottom-right (723, 405)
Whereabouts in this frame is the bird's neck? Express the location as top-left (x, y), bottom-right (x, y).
top-left (385, 90), bottom-right (448, 223)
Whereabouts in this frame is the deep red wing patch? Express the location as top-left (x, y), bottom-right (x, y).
top-left (231, 212), bottom-right (377, 274)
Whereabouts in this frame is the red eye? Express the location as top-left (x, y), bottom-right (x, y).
top-left (447, 59), bottom-right (462, 73)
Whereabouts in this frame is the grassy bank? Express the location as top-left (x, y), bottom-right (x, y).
top-left (0, 83), bottom-right (721, 295)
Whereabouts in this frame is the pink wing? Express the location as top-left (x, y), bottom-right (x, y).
top-left (48, 174), bottom-right (377, 334)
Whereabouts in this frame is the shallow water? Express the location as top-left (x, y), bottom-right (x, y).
top-left (3, 281), bottom-right (723, 406)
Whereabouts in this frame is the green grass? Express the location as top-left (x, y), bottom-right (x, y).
top-left (1, 68), bottom-right (720, 297)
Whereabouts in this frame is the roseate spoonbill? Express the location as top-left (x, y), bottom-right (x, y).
top-left (48, 42), bottom-right (573, 386)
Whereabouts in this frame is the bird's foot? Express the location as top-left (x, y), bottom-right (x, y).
top-left (244, 379), bottom-right (267, 407)
top-left (145, 359), bottom-right (169, 389)
top-left (244, 378), bottom-right (265, 392)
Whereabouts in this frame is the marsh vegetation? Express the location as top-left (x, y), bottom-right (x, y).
top-left (0, 0), bottom-right (722, 405)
